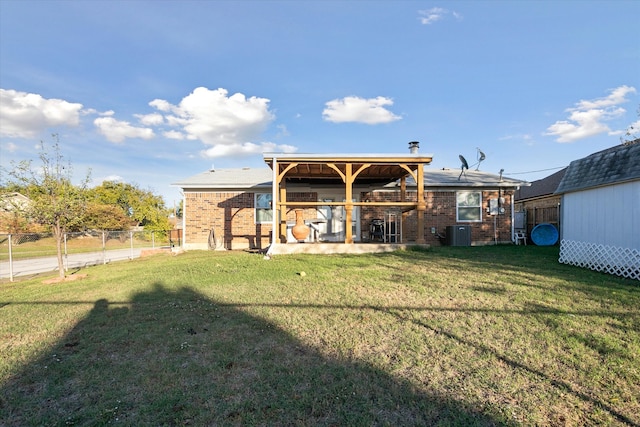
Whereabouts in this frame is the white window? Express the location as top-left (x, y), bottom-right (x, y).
top-left (255, 193), bottom-right (273, 224)
top-left (457, 191), bottom-right (482, 222)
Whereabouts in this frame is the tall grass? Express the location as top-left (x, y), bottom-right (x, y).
top-left (1, 246), bottom-right (638, 426)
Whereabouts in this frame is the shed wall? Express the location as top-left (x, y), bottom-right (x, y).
top-left (561, 180), bottom-right (640, 250)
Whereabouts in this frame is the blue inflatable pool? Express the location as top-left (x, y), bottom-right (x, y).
top-left (530, 223), bottom-right (559, 246)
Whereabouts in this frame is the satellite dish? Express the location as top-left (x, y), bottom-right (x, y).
top-left (475, 148), bottom-right (486, 170)
top-left (458, 155), bottom-right (469, 180)
top-left (459, 155), bottom-right (469, 170)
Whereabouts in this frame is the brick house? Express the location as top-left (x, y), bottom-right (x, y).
top-left (173, 151), bottom-right (529, 253)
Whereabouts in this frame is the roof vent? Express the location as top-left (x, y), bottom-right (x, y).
top-left (210, 164), bottom-right (215, 172)
top-left (409, 141), bottom-right (420, 154)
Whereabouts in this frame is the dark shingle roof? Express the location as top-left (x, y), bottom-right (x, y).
top-left (514, 168), bottom-right (566, 201)
top-left (555, 142), bottom-right (640, 194)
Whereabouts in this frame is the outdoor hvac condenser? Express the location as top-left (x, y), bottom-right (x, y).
top-left (445, 225), bottom-right (471, 246)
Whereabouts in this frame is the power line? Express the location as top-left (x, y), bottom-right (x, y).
top-left (504, 165), bottom-right (567, 175)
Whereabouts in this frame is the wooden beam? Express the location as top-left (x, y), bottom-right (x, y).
top-left (416, 166), bottom-right (426, 244)
top-left (326, 163), bottom-right (345, 182)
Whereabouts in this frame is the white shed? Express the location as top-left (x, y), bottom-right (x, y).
top-left (556, 141), bottom-right (640, 280)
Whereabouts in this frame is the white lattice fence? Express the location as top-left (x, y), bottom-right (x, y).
top-left (559, 240), bottom-right (640, 281)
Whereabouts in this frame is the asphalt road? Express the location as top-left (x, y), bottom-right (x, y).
top-left (0, 248), bottom-right (147, 280)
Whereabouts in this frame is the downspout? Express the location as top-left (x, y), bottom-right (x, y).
top-left (511, 189), bottom-right (516, 243)
top-left (267, 156), bottom-right (277, 256)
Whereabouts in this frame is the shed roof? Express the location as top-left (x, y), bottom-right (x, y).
top-left (555, 141), bottom-right (640, 194)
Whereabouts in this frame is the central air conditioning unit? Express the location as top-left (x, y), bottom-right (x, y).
top-left (445, 225), bottom-right (471, 246)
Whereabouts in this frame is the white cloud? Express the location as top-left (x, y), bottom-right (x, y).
top-left (149, 99), bottom-right (172, 112)
top-left (3, 142), bottom-right (18, 152)
top-left (545, 86), bottom-right (636, 143)
top-left (574, 85), bottom-right (636, 110)
top-left (418, 8), bottom-right (462, 25)
top-left (150, 87), bottom-right (275, 147)
top-left (276, 124), bottom-right (290, 138)
top-left (94, 116), bottom-right (155, 143)
top-left (135, 112), bottom-right (164, 126)
top-left (0, 89), bottom-right (83, 138)
top-left (418, 8), bottom-right (447, 25)
top-left (322, 96), bottom-right (401, 124)
top-left (201, 141), bottom-right (297, 158)
top-left (163, 130), bottom-right (186, 140)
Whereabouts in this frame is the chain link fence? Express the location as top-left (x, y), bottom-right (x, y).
top-left (0, 230), bottom-right (182, 281)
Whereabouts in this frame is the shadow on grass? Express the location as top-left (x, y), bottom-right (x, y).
top-left (1, 283), bottom-right (506, 426)
top-left (387, 245), bottom-right (639, 294)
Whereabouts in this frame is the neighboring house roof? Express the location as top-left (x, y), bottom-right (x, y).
top-left (173, 168), bottom-right (273, 190)
top-left (0, 192), bottom-right (31, 212)
top-left (555, 142), bottom-right (640, 194)
top-left (174, 167), bottom-right (529, 190)
top-left (514, 168), bottom-right (566, 201)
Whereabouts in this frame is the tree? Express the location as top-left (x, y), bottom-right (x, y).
top-left (621, 105), bottom-right (639, 145)
top-left (2, 136), bottom-right (90, 278)
top-left (83, 202), bottom-right (133, 230)
top-left (89, 181), bottom-right (171, 231)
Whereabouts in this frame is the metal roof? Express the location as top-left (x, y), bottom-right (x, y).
top-left (423, 169), bottom-right (527, 188)
top-left (555, 142), bottom-right (640, 194)
top-left (173, 166), bottom-right (528, 190)
top-left (172, 168), bottom-right (273, 190)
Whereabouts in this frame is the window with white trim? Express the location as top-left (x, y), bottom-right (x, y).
top-left (456, 191), bottom-right (482, 222)
top-left (255, 193), bottom-right (273, 224)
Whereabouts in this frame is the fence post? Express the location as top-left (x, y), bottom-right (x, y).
top-left (130, 231), bottom-right (134, 260)
top-left (102, 231), bottom-right (106, 265)
top-left (8, 234), bottom-right (13, 282)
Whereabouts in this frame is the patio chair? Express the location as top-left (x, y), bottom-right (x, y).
top-left (514, 230), bottom-right (527, 245)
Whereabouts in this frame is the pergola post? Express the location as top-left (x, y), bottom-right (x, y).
top-left (264, 152), bottom-right (433, 247)
top-left (415, 165), bottom-right (426, 244)
top-left (279, 179), bottom-right (287, 243)
top-left (345, 163), bottom-right (353, 243)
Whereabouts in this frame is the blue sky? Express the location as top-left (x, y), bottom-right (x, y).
top-left (1, 0), bottom-right (638, 206)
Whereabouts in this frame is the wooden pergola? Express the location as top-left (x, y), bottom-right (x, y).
top-left (263, 152), bottom-right (434, 245)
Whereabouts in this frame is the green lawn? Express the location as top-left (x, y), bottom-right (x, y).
top-left (1, 246), bottom-right (638, 426)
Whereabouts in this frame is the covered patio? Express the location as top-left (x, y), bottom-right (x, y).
top-left (264, 148), bottom-right (433, 254)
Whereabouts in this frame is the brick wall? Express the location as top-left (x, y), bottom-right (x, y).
top-left (184, 191), bottom-right (317, 250)
top-left (361, 189), bottom-right (515, 245)
top-left (186, 189), bottom-right (515, 249)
